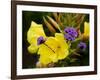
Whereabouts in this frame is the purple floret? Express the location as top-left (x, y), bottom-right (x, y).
top-left (64, 27), bottom-right (78, 37)
top-left (37, 36), bottom-right (45, 45)
top-left (64, 34), bottom-right (75, 41)
top-left (78, 42), bottom-right (87, 50)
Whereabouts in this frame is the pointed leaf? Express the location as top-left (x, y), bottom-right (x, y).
top-left (47, 16), bottom-right (62, 32)
top-left (43, 17), bottom-right (56, 33)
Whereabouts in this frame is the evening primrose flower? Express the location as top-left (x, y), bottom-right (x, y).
top-left (83, 22), bottom-right (90, 38)
top-left (38, 33), bottom-right (69, 65)
top-left (27, 21), bottom-right (46, 53)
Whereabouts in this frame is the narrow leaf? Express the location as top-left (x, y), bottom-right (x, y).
top-left (47, 16), bottom-right (62, 32)
top-left (52, 12), bottom-right (58, 22)
top-left (43, 17), bottom-right (56, 33)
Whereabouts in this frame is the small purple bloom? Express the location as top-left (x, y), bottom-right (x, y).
top-left (64, 27), bottom-right (78, 37)
top-left (64, 27), bottom-right (74, 33)
top-left (37, 36), bottom-right (45, 45)
top-left (64, 34), bottom-right (75, 41)
top-left (78, 42), bottom-right (87, 50)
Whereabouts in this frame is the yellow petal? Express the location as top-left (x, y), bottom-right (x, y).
top-left (45, 37), bottom-right (60, 53)
top-left (39, 55), bottom-right (52, 65)
top-left (55, 33), bottom-right (69, 60)
top-left (27, 21), bottom-right (46, 53)
top-left (28, 44), bottom-right (38, 53)
top-left (38, 37), bottom-right (59, 63)
top-left (57, 48), bottom-right (69, 60)
top-left (84, 22), bottom-right (89, 37)
top-left (49, 53), bottom-right (58, 62)
top-left (55, 33), bottom-right (67, 48)
top-left (27, 21), bottom-right (46, 44)
top-left (38, 43), bottom-right (54, 55)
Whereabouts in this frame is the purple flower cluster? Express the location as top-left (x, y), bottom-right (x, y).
top-left (64, 27), bottom-right (78, 41)
top-left (37, 36), bottom-right (45, 45)
top-left (78, 42), bottom-right (86, 50)
top-left (64, 34), bottom-right (75, 41)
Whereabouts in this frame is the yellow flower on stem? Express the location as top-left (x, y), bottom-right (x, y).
top-left (83, 22), bottom-right (90, 38)
top-left (38, 33), bottom-right (69, 65)
top-left (27, 21), bottom-right (46, 53)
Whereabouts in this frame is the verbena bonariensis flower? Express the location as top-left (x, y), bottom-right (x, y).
top-left (78, 42), bottom-right (86, 50)
top-left (37, 36), bottom-right (45, 45)
top-left (64, 27), bottom-right (78, 41)
top-left (64, 34), bottom-right (75, 41)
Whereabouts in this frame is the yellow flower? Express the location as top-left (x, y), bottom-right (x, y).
top-left (38, 33), bottom-right (69, 65)
top-left (83, 22), bottom-right (90, 38)
top-left (27, 21), bottom-right (46, 53)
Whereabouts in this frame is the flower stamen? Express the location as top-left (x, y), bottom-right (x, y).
top-left (44, 43), bottom-right (55, 53)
